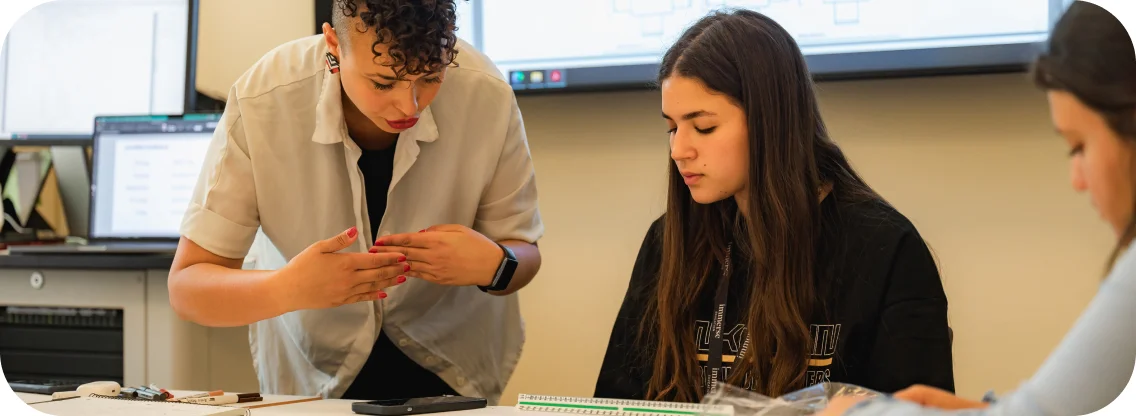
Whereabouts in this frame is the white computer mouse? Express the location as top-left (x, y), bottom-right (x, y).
top-left (50, 381), bottom-right (121, 400)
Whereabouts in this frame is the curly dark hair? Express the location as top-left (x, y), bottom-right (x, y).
top-left (332, 0), bottom-right (462, 78)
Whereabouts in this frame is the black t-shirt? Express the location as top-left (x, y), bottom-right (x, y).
top-left (593, 197), bottom-right (955, 401)
top-left (341, 143), bottom-right (458, 400)
top-left (357, 146), bottom-right (396, 239)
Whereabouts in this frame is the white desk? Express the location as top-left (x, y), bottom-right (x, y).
top-left (166, 390), bottom-right (322, 410)
top-left (15, 391), bottom-right (49, 405)
top-left (18, 390), bottom-right (321, 411)
top-left (243, 398), bottom-right (364, 415)
top-left (18, 390), bottom-right (531, 416)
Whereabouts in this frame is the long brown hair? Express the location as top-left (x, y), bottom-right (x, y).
top-left (1033, 1), bottom-right (1136, 268)
top-left (642, 9), bottom-right (881, 402)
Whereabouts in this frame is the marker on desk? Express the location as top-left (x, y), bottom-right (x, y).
top-left (119, 387), bottom-right (138, 399)
top-left (136, 386), bottom-right (171, 401)
top-left (179, 392), bottom-right (262, 405)
top-left (149, 383), bottom-right (173, 400)
top-left (137, 388), bottom-right (162, 401)
top-left (179, 394), bottom-right (234, 405)
top-left (169, 390), bottom-right (222, 401)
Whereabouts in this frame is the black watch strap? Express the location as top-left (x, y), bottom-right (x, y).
top-left (479, 243), bottom-right (518, 292)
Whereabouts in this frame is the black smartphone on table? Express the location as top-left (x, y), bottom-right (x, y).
top-left (352, 395), bottom-right (488, 416)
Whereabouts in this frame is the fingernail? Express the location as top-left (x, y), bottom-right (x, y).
top-left (369, 248), bottom-right (378, 253)
top-left (378, 292), bottom-right (387, 299)
top-left (347, 227), bottom-right (358, 238)
top-left (397, 276), bottom-right (407, 283)
top-left (375, 240), bottom-right (384, 246)
top-left (404, 264), bottom-right (411, 272)
top-left (418, 229), bottom-right (425, 233)
top-left (398, 255), bottom-right (406, 262)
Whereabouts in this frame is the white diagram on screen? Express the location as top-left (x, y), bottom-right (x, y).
top-left (612, 0), bottom-right (867, 40)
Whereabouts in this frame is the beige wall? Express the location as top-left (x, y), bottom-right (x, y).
top-left (194, 0), bottom-right (313, 99)
top-left (195, 0), bottom-right (1112, 404)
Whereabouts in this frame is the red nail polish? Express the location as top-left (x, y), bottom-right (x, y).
top-left (369, 248), bottom-right (378, 253)
top-left (378, 292), bottom-right (387, 299)
top-left (347, 227), bottom-right (357, 238)
top-left (375, 240), bottom-right (385, 246)
top-left (398, 256), bottom-right (406, 262)
top-left (418, 229), bottom-right (425, 233)
top-left (404, 264), bottom-right (411, 272)
top-left (398, 276), bottom-right (407, 283)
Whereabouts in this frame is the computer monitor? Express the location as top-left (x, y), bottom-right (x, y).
top-left (384, 0), bottom-right (1069, 93)
top-left (0, 0), bottom-right (200, 140)
top-left (88, 114), bottom-right (217, 240)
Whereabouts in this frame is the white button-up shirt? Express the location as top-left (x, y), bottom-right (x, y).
top-left (180, 35), bottom-right (543, 404)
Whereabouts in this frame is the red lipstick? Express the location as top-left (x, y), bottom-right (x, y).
top-left (386, 117), bottom-right (419, 130)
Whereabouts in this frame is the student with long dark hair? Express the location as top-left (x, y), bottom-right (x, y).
top-left (594, 9), bottom-right (954, 403)
top-left (821, 2), bottom-right (1136, 414)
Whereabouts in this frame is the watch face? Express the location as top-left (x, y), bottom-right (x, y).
top-left (493, 246), bottom-right (519, 291)
top-left (481, 244), bottom-right (519, 292)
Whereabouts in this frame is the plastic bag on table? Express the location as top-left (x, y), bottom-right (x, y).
top-left (699, 382), bottom-right (882, 416)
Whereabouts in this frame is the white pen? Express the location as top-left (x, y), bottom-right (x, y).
top-left (179, 393), bottom-right (239, 405)
top-left (170, 390), bottom-right (223, 401)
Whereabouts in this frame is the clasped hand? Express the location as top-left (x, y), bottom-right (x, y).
top-left (370, 224), bottom-right (503, 287)
top-left (275, 227), bottom-right (409, 311)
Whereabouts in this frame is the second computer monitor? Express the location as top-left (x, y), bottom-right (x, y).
top-left (88, 114), bottom-right (217, 240)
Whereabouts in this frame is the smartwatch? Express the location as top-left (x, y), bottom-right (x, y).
top-left (479, 243), bottom-right (518, 292)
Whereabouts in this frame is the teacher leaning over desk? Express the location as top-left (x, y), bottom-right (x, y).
top-left (167, 0), bottom-right (543, 404)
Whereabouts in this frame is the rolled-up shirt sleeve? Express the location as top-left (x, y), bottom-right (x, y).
top-left (473, 95), bottom-right (543, 244)
top-left (180, 93), bottom-right (260, 259)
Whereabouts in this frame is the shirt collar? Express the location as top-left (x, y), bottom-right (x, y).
top-left (311, 71), bottom-right (439, 145)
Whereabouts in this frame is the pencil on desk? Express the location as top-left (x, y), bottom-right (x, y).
top-left (243, 396), bottom-right (321, 409)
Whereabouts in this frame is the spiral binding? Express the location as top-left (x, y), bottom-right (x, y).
top-left (520, 395), bottom-right (705, 409)
top-left (87, 394), bottom-right (252, 415)
top-left (516, 394), bottom-right (733, 416)
top-left (89, 394), bottom-right (152, 401)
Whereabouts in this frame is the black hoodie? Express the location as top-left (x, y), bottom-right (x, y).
top-left (593, 198), bottom-right (955, 400)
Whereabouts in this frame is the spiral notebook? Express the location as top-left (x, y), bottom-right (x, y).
top-left (516, 395), bottom-right (734, 416)
top-left (30, 395), bottom-right (249, 416)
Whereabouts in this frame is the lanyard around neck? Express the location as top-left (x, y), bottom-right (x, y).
top-left (706, 242), bottom-right (732, 392)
